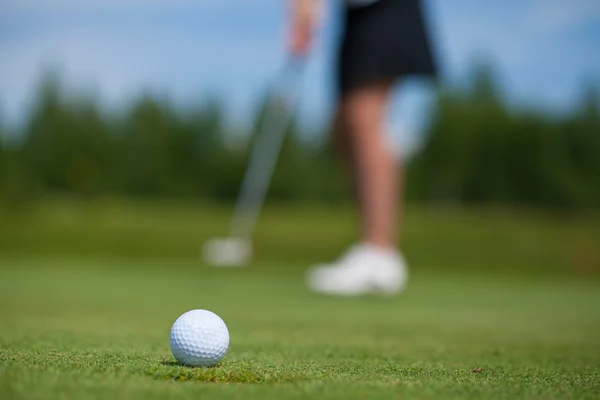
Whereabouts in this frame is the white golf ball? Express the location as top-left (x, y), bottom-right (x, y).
top-left (170, 309), bottom-right (230, 367)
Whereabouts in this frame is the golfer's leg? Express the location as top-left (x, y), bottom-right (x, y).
top-left (306, 84), bottom-right (408, 296)
top-left (341, 82), bottom-right (399, 249)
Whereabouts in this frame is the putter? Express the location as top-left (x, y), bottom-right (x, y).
top-left (203, 57), bottom-right (305, 267)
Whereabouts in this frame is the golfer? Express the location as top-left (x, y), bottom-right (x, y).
top-left (289, 0), bottom-right (438, 295)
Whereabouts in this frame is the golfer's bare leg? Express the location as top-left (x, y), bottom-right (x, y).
top-left (340, 82), bottom-right (399, 249)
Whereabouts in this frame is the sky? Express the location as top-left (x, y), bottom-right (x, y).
top-left (1, 0), bottom-right (599, 153)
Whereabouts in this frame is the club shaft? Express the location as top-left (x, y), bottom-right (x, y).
top-left (230, 62), bottom-right (304, 240)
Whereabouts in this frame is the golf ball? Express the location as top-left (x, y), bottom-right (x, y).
top-left (170, 309), bottom-right (229, 367)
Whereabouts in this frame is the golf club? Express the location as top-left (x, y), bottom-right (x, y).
top-left (202, 57), bottom-right (306, 267)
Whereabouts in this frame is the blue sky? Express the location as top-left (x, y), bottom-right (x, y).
top-left (1, 0), bottom-right (599, 153)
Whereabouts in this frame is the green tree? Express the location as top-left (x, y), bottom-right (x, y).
top-left (7, 64), bottom-right (600, 210)
top-left (0, 112), bottom-right (4, 192)
top-left (560, 85), bottom-right (600, 208)
top-left (182, 98), bottom-right (240, 199)
top-left (408, 62), bottom-right (593, 209)
top-left (410, 64), bottom-right (512, 203)
top-left (20, 72), bottom-right (115, 198)
top-left (119, 94), bottom-right (223, 197)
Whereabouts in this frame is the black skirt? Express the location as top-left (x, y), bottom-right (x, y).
top-left (337, 0), bottom-right (438, 96)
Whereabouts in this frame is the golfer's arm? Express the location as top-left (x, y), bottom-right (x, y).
top-left (290, 0), bottom-right (323, 23)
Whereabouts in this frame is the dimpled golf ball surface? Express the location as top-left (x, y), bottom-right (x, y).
top-left (170, 310), bottom-right (229, 367)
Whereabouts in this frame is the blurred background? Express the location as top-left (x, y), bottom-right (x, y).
top-left (0, 0), bottom-right (599, 275)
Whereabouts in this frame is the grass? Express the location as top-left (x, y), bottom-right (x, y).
top-left (1, 200), bottom-right (599, 399)
top-left (1, 197), bottom-right (600, 274)
top-left (1, 258), bottom-right (599, 399)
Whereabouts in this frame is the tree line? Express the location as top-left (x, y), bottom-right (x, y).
top-left (1, 65), bottom-right (599, 210)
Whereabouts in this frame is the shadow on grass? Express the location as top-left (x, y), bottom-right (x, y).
top-left (159, 360), bottom-right (221, 369)
top-left (159, 360), bottom-right (184, 367)
top-left (149, 359), bottom-right (307, 384)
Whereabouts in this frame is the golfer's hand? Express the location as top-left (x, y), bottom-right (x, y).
top-left (288, 0), bottom-right (321, 56)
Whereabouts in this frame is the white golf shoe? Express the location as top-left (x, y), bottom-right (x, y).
top-left (306, 244), bottom-right (409, 296)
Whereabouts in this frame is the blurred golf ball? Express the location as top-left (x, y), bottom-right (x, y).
top-left (170, 309), bottom-right (229, 367)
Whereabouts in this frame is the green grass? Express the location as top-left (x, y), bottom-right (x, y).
top-left (1, 200), bottom-right (599, 398)
top-left (1, 198), bottom-right (600, 274)
top-left (1, 258), bottom-right (599, 399)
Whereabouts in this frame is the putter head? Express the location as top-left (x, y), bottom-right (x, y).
top-left (202, 237), bottom-right (252, 267)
